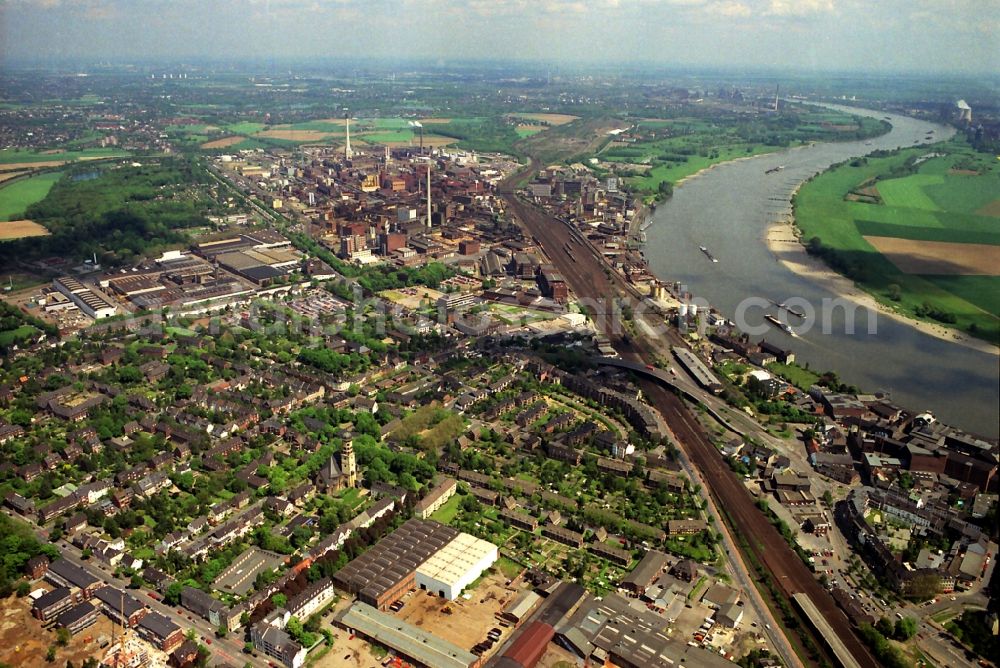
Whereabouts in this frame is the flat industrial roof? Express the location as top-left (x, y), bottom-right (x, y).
top-left (333, 519), bottom-right (459, 601)
top-left (415, 533), bottom-right (497, 586)
top-left (336, 602), bottom-right (477, 668)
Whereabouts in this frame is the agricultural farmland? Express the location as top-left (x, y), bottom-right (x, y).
top-left (0, 220), bottom-right (50, 241)
top-left (794, 140), bottom-right (1000, 343)
top-left (0, 172), bottom-right (63, 221)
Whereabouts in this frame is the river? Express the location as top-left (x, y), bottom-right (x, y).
top-left (643, 105), bottom-right (999, 438)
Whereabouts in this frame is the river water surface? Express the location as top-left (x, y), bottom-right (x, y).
top-left (644, 105), bottom-right (999, 437)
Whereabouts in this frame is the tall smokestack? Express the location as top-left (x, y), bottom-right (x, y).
top-left (344, 112), bottom-right (353, 160)
top-left (426, 160), bottom-right (432, 229)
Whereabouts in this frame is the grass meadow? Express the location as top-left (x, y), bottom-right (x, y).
top-left (0, 172), bottom-right (63, 221)
top-left (794, 140), bottom-right (999, 342)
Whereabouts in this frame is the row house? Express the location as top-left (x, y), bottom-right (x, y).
top-left (94, 586), bottom-right (148, 628)
top-left (565, 421), bottom-right (600, 446)
top-left (542, 525), bottom-right (585, 549)
top-left (56, 602), bottom-right (99, 636)
top-left (0, 422), bottom-right (25, 443)
top-left (136, 611), bottom-right (184, 652)
top-left (46, 559), bottom-right (102, 598)
top-left (116, 466), bottom-right (147, 486)
top-left (589, 542), bottom-right (633, 567)
top-left (5, 491), bottom-right (36, 516)
top-left (514, 402), bottom-right (547, 428)
top-left (597, 457), bottom-right (633, 477)
top-left (286, 577), bottom-right (337, 620)
top-left (38, 495), bottom-right (80, 523)
top-left (500, 508), bottom-right (538, 531)
top-left (543, 412), bottom-right (575, 433)
top-left (667, 519), bottom-right (707, 536)
top-left (32, 587), bottom-right (82, 622)
top-left (546, 443), bottom-right (582, 466)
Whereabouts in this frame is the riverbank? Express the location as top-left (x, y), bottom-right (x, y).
top-left (673, 152), bottom-right (764, 188)
top-left (765, 217), bottom-right (999, 356)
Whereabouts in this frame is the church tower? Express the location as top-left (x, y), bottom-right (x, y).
top-left (341, 440), bottom-right (357, 488)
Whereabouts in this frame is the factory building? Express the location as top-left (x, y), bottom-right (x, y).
top-left (334, 602), bottom-right (480, 668)
top-left (333, 519), bottom-right (459, 610)
top-left (53, 276), bottom-right (118, 319)
top-left (414, 532), bottom-right (498, 600)
top-left (334, 519), bottom-right (498, 609)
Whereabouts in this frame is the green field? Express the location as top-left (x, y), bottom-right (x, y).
top-left (633, 143), bottom-right (780, 190)
top-left (429, 493), bottom-right (463, 524)
top-left (766, 362), bottom-right (822, 391)
top-left (360, 130), bottom-right (417, 143)
top-left (794, 140), bottom-right (1000, 343)
top-left (0, 172), bottom-right (63, 220)
top-left (166, 123), bottom-right (220, 134)
top-left (225, 121), bottom-right (266, 135)
top-left (0, 148), bottom-right (127, 164)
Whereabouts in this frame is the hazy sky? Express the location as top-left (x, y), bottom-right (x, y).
top-left (1, 0), bottom-right (997, 74)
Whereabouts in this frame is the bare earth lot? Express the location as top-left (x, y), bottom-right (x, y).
top-left (514, 113), bottom-right (580, 125)
top-left (0, 160), bottom-right (69, 171)
top-left (0, 156), bottom-right (109, 172)
top-left (201, 135), bottom-right (246, 149)
top-left (0, 219), bottom-right (50, 240)
top-left (863, 235), bottom-right (1000, 275)
top-left (316, 626), bottom-right (386, 668)
top-left (257, 129), bottom-right (335, 141)
top-left (0, 592), bottom-right (110, 667)
top-left (393, 571), bottom-right (517, 654)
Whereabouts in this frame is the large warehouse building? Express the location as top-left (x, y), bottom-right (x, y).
top-left (333, 519), bottom-right (497, 609)
top-left (415, 532), bottom-right (498, 600)
top-left (335, 602), bottom-right (480, 668)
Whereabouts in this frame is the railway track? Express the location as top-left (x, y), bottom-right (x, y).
top-left (499, 166), bottom-right (878, 668)
top-left (640, 383), bottom-right (878, 668)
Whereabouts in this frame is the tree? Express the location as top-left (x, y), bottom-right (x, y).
top-left (272, 593), bottom-right (287, 609)
top-left (656, 180), bottom-right (674, 201)
top-left (165, 582), bottom-right (184, 606)
top-left (894, 616), bottom-right (917, 640)
top-left (56, 628), bottom-right (71, 646)
top-left (129, 574), bottom-right (143, 589)
top-left (216, 623), bottom-right (228, 638)
top-left (16, 581), bottom-right (31, 597)
top-left (46, 645), bottom-right (57, 662)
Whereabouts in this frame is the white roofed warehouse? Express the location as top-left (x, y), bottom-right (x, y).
top-left (414, 532), bottom-right (498, 600)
